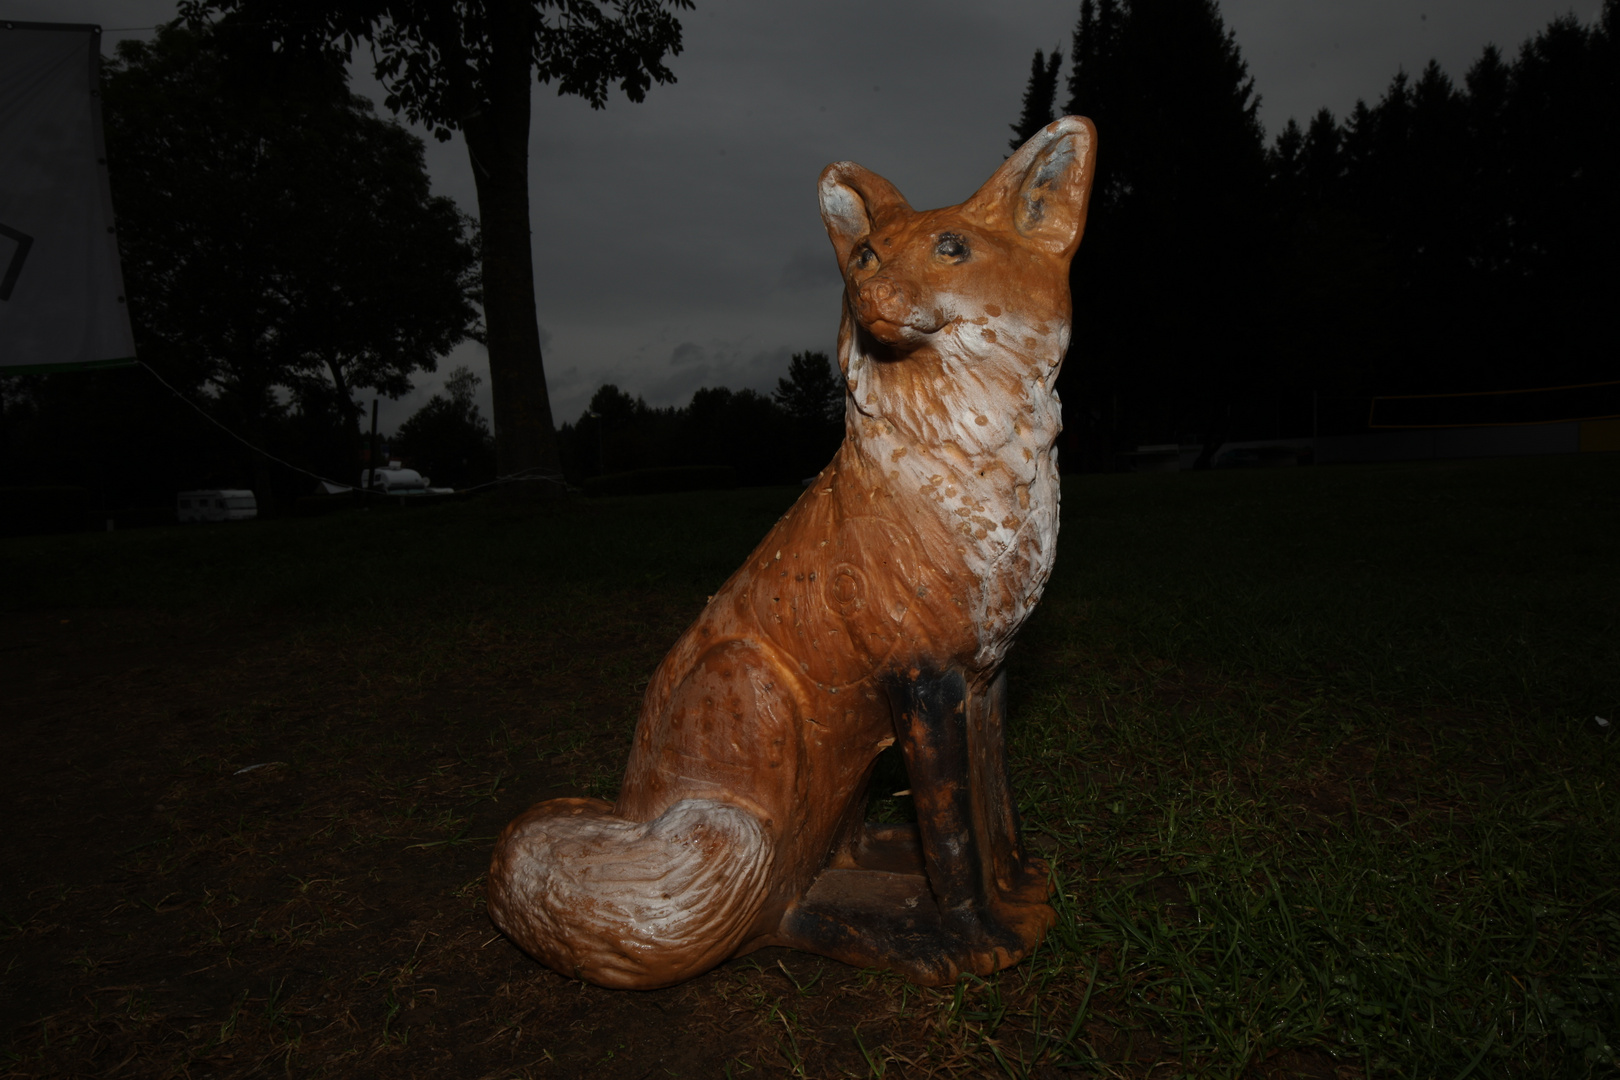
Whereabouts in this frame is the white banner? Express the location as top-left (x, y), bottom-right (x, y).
top-left (0, 22), bottom-right (134, 371)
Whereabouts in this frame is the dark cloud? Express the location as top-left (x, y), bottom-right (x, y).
top-left (641, 365), bottom-right (715, 405)
top-left (545, 362), bottom-right (583, 391)
top-left (778, 246), bottom-right (843, 291)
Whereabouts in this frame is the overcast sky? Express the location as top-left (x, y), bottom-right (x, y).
top-left (7, 0), bottom-right (1603, 433)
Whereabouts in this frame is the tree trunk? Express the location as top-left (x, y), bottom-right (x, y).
top-left (324, 356), bottom-right (363, 488)
top-left (462, 1), bottom-right (561, 489)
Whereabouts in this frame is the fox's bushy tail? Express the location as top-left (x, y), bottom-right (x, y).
top-left (487, 797), bottom-right (773, 989)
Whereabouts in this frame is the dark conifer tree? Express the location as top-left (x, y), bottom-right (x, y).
top-left (1066, 0), bottom-right (1121, 128)
top-left (1462, 47), bottom-right (1511, 267)
top-left (1269, 117), bottom-right (1304, 193)
top-left (773, 351), bottom-right (844, 479)
top-left (1048, 0), bottom-right (1271, 465)
top-left (1064, 0), bottom-right (1121, 216)
top-left (1009, 48), bottom-right (1064, 150)
top-left (773, 352), bottom-right (844, 428)
top-left (1300, 108), bottom-right (1343, 198)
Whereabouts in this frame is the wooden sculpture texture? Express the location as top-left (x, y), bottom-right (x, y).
top-left (489, 117), bottom-right (1098, 989)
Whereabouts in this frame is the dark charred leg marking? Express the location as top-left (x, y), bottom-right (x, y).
top-left (774, 665), bottom-right (1055, 983)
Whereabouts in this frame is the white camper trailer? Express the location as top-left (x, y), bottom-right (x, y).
top-left (177, 490), bottom-right (257, 523)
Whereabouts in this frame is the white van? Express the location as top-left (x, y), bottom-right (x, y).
top-left (358, 462), bottom-right (454, 495)
top-left (364, 465), bottom-right (429, 491)
top-left (177, 490), bottom-right (258, 523)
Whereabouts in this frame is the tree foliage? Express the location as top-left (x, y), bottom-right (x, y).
top-left (392, 366), bottom-right (497, 489)
top-left (107, 22), bottom-right (480, 406)
top-left (772, 350), bottom-right (844, 479)
top-left (772, 351), bottom-right (841, 425)
top-left (176, 0), bottom-right (694, 487)
top-left (555, 372), bottom-right (832, 489)
top-left (1049, 0), bottom-right (1270, 464)
top-left (179, 0), bottom-right (691, 136)
top-left (0, 20), bottom-right (481, 510)
top-left (1010, 47), bottom-right (1064, 151)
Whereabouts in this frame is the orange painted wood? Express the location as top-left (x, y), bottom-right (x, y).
top-left (489, 118), bottom-right (1098, 989)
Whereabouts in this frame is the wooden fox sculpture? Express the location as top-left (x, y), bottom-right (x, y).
top-left (489, 117), bottom-right (1097, 989)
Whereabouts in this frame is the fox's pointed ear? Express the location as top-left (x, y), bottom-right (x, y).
top-left (818, 162), bottom-right (913, 269)
top-left (975, 116), bottom-right (1097, 258)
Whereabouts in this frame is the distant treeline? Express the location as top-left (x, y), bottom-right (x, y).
top-left (1016, 0), bottom-right (1619, 465)
top-left (556, 352), bottom-right (844, 487)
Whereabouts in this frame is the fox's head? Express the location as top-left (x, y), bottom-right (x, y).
top-left (818, 117), bottom-right (1096, 359)
top-left (816, 117), bottom-right (1096, 467)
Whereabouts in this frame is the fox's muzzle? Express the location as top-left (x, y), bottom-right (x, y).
top-left (854, 276), bottom-right (946, 346)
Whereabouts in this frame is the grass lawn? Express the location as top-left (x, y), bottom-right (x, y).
top-left (2, 454), bottom-right (1616, 1078)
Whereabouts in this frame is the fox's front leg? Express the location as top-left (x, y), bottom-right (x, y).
top-left (888, 666), bottom-right (1055, 971)
top-left (970, 670), bottom-right (1059, 907)
top-left (887, 667), bottom-right (982, 921)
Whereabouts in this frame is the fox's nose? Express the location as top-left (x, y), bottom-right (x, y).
top-left (855, 277), bottom-right (910, 327)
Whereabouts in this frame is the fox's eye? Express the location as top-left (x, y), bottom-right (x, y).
top-left (856, 245), bottom-right (879, 270)
top-left (936, 233), bottom-right (969, 260)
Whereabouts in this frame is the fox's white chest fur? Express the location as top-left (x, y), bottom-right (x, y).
top-left (844, 305), bottom-right (1069, 669)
